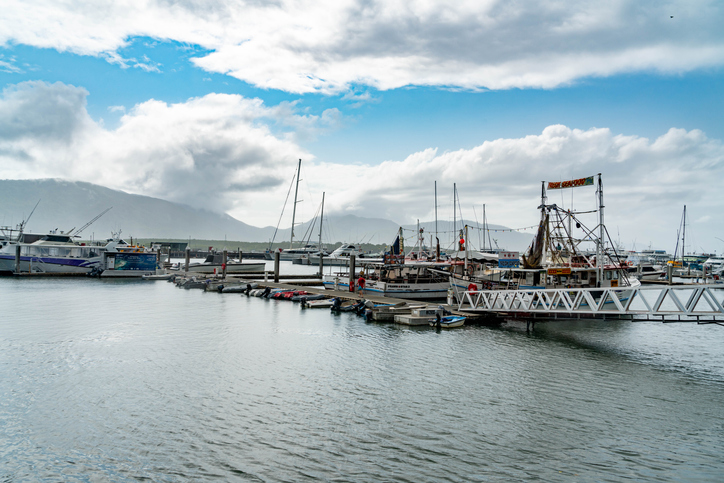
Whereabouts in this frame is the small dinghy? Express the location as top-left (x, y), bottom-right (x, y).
top-left (429, 315), bottom-right (465, 328)
top-left (292, 293), bottom-right (326, 302)
top-left (303, 299), bottom-right (334, 308)
top-left (221, 283), bottom-right (258, 293)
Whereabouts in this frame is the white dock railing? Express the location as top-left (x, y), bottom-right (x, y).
top-left (457, 285), bottom-right (724, 320)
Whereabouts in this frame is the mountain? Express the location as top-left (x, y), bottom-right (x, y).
top-left (0, 179), bottom-right (533, 250)
top-left (0, 179), bottom-right (272, 241)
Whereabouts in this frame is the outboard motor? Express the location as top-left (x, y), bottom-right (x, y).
top-left (246, 283), bottom-right (252, 295)
top-left (262, 287), bottom-right (271, 298)
top-left (331, 297), bottom-right (341, 311)
top-left (217, 284), bottom-right (224, 293)
top-left (354, 301), bottom-right (366, 315)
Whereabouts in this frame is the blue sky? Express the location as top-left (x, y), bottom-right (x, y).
top-left (1, 0), bottom-right (723, 252)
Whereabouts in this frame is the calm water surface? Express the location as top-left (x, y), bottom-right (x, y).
top-left (1, 271), bottom-right (724, 482)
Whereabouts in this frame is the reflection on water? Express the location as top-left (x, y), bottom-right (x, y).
top-left (1, 275), bottom-right (723, 481)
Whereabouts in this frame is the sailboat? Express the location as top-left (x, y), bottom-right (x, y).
top-left (265, 159), bottom-right (326, 261)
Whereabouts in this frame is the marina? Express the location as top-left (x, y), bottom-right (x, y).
top-left (3, 3), bottom-right (724, 481)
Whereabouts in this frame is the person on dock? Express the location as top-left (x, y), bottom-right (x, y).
top-left (357, 274), bottom-right (366, 296)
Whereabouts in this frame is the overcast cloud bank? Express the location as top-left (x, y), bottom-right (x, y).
top-left (2, 0), bottom-right (722, 94)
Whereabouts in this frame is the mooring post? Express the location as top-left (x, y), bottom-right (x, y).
top-left (274, 251), bottom-right (280, 283)
top-left (185, 247), bottom-right (190, 272)
top-left (667, 264), bottom-right (673, 285)
top-left (15, 245), bottom-right (21, 274)
top-left (222, 249), bottom-right (228, 279)
top-left (349, 255), bottom-right (356, 292)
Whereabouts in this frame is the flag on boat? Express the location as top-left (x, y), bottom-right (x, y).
top-left (547, 176), bottom-right (594, 190)
top-left (391, 236), bottom-right (400, 255)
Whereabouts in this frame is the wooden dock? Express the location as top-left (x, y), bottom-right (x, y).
top-left (202, 277), bottom-right (490, 325)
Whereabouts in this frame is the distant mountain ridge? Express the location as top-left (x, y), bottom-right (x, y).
top-left (0, 179), bottom-right (533, 250)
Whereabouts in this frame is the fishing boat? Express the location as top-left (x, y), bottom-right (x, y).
top-left (322, 261), bottom-right (450, 300)
top-left (447, 175), bottom-right (640, 304)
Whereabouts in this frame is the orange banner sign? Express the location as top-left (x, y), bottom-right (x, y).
top-left (547, 176), bottom-right (594, 190)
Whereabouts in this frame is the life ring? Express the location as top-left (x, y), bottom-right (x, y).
top-left (467, 265), bottom-right (474, 276)
top-left (467, 283), bottom-right (478, 292)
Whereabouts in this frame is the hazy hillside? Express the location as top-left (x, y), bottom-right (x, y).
top-left (0, 179), bottom-right (271, 241)
top-left (0, 179), bottom-right (533, 250)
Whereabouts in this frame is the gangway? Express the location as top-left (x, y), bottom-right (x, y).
top-left (455, 285), bottom-right (724, 324)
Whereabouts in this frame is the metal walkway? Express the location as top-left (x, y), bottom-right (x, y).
top-left (455, 285), bottom-right (724, 323)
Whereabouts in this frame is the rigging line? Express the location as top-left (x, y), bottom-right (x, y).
top-left (268, 170), bottom-right (297, 250)
top-left (473, 206), bottom-right (482, 249)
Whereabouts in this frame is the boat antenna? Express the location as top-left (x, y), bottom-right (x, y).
top-left (19, 199), bottom-right (41, 234)
top-left (72, 207), bottom-right (112, 237)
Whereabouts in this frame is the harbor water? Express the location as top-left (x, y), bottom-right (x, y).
top-left (2, 267), bottom-right (724, 481)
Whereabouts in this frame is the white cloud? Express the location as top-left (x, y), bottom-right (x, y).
top-left (301, 125), bottom-right (724, 251)
top-left (0, 81), bottom-right (314, 214)
top-left (1, 81), bottom-right (723, 250)
top-left (1, 0), bottom-right (722, 94)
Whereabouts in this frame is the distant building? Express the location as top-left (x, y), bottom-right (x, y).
top-left (152, 242), bottom-right (188, 251)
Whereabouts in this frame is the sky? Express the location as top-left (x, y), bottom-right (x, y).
top-left (1, 0), bottom-right (723, 254)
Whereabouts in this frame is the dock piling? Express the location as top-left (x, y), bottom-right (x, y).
top-left (274, 251), bottom-right (280, 283)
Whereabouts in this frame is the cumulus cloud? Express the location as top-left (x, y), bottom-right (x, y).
top-left (0, 81), bottom-right (314, 214)
top-left (1, 0), bottom-right (722, 94)
top-left (302, 125), bottom-right (724, 249)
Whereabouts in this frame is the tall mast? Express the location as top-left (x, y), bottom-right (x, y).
top-left (682, 205), bottom-right (686, 265)
top-left (482, 204), bottom-right (486, 251)
top-left (290, 158), bottom-right (302, 249)
top-left (434, 181), bottom-right (438, 243)
top-left (318, 192), bottom-right (325, 274)
top-left (597, 173), bottom-right (604, 285)
top-left (453, 183), bottom-right (457, 245)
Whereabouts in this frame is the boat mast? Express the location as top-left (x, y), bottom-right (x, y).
top-left (435, 181), bottom-right (439, 261)
top-left (540, 181), bottom-right (548, 266)
top-left (290, 158), bottom-right (302, 249)
top-left (682, 205), bottom-right (687, 274)
top-left (482, 204), bottom-right (486, 251)
top-left (597, 173), bottom-right (604, 285)
top-left (434, 181), bottom-right (438, 245)
top-left (453, 183), bottom-right (457, 248)
top-left (318, 192), bottom-right (325, 275)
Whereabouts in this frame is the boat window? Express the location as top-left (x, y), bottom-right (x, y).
top-left (613, 271), bottom-right (618, 280)
top-left (581, 271), bottom-right (588, 280)
top-left (605, 271), bottom-right (612, 280)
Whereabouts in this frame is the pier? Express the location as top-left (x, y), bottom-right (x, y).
top-left (453, 285), bottom-right (724, 324)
